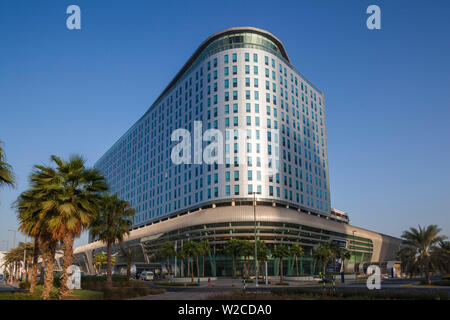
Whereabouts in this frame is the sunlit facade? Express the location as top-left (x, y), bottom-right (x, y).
top-left (76, 27), bottom-right (402, 277)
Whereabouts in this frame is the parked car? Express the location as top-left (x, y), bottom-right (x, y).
top-left (139, 271), bottom-right (154, 281)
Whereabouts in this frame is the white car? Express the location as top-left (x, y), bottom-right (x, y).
top-left (139, 271), bottom-right (154, 281)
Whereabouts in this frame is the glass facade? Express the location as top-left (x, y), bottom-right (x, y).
top-left (94, 27), bottom-right (331, 230)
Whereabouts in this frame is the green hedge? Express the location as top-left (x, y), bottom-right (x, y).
top-left (271, 288), bottom-right (449, 300)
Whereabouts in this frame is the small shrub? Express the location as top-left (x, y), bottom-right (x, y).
top-left (53, 276), bottom-right (61, 288)
top-left (433, 280), bottom-right (450, 286)
top-left (18, 281), bottom-right (30, 290)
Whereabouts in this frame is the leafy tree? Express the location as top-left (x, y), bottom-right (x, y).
top-left (401, 225), bottom-right (447, 284)
top-left (90, 193), bottom-right (135, 289)
top-left (272, 245), bottom-right (290, 282)
top-left (158, 241), bottom-right (176, 281)
top-left (224, 238), bottom-right (241, 278)
top-left (290, 244), bottom-right (304, 276)
top-left (313, 242), bottom-right (333, 276)
top-left (93, 252), bottom-right (116, 274)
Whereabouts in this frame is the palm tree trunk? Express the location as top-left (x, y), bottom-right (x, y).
top-left (187, 256), bottom-right (190, 279)
top-left (40, 255), bottom-right (46, 284)
top-left (232, 255), bottom-right (236, 277)
top-left (167, 256), bottom-right (171, 281)
top-left (106, 241), bottom-right (113, 289)
top-left (322, 261), bottom-right (326, 276)
top-left (59, 232), bottom-right (75, 298)
top-left (42, 241), bottom-right (56, 300)
top-left (30, 238), bottom-right (40, 294)
top-left (202, 255), bottom-right (205, 277)
top-left (181, 258), bottom-right (184, 278)
top-left (280, 258), bottom-right (284, 282)
top-left (126, 259), bottom-right (131, 284)
top-left (196, 256), bottom-right (200, 279)
top-left (425, 257), bottom-right (431, 285)
top-left (191, 256), bottom-right (194, 282)
top-left (295, 255), bottom-right (299, 276)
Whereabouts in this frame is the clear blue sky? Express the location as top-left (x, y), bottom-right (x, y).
top-left (0, 0), bottom-right (449, 249)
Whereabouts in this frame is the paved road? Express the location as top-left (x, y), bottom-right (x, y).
top-left (0, 281), bottom-right (24, 293)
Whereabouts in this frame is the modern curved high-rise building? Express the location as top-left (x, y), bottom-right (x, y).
top-left (74, 27), bottom-right (403, 277)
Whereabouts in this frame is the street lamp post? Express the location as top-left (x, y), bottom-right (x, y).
top-left (352, 230), bottom-right (357, 275)
top-left (8, 230), bottom-right (16, 249)
top-left (23, 235), bottom-right (28, 281)
top-left (253, 192), bottom-right (258, 289)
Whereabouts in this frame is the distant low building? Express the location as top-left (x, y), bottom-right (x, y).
top-left (330, 208), bottom-right (350, 224)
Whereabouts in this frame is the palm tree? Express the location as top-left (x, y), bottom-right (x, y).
top-left (273, 245), bottom-right (290, 282)
top-left (39, 155), bottom-right (108, 298)
top-left (16, 188), bottom-right (43, 294)
top-left (119, 245), bottom-right (137, 283)
top-left (336, 248), bottom-right (351, 273)
top-left (198, 240), bottom-right (210, 277)
top-left (431, 241), bottom-right (450, 275)
top-left (329, 242), bottom-right (341, 273)
top-left (15, 165), bottom-right (61, 299)
top-left (256, 240), bottom-right (269, 282)
top-left (239, 240), bottom-right (253, 279)
top-left (90, 193), bottom-right (135, 289)
top-left (313, 242), bottom-right (333, 276)
top-left (290, 244), bottom-right (304, 276)
top-left (397, 247), bottom-right (418, 278)
top-left (224, 238), bottom-right (241, 278)
top-left (181, 241), bottom-right (198, 282)
top-left (159, 241), bottom-right (176, 281)
top-left (401, 225), bottom-right (447, 284)
top-left (177, 249), bottom-right (186, 278)
top-left (0, 140), bottom-right (15, 192)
